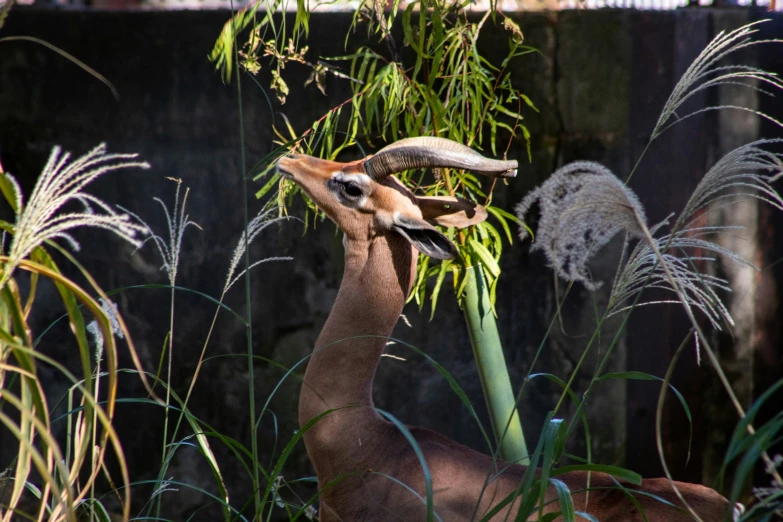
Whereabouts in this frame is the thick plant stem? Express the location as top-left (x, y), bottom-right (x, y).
top-left (462, 264), bottom-right (528, 464)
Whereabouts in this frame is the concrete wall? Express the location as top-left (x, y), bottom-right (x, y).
top-left (1, 8), bottom-right (782, 519)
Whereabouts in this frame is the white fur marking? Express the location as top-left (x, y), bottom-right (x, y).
top-left (329, 172), bottom-right (371, 208)
top-left (331, 172), bottom-right (372, 186)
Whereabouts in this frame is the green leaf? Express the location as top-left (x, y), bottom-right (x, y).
top-left (489, 206), bottom-right (522, 223)
top-left (294, 0), bottom-right (310, 38)
top-left (0, 36), bottom-right (119, 99)
top-left (725, 377), bottom-right (783, 462)
top-left (77, 500), bottom-right (113, 522)
top-left (366, 471), bottom-right (444, 522)
top-left (402, 3), bottom-right (417, 51)
top-left (384, 337), bottom-right (495, 456)
top-left (485, 222), bottom-right (504, 257)
top-left (520, 92), bottom-right (539, 112)
top-left (0, 171), bottom-right (21, 213)
top-left (0, 0), bottom-right (12, 33)
top-left (469, 238), bottom-right (500, 278)
top-left (428, 5), bottom-right (445, 89)
top-left (129, 479), bottom-right (247, 520)
top-left (430, 258), bottom-right (451, 320)
top-left (597, 371), bottom-right (693, 460)
top-left (290, 473), bottom-right (351, 522)
top-left (550, 478), bottom-right (576, 522)
top-left (486, 206), bottom-right (514, 244)
top-left (412, 2), bottom-right (429, 80)
top-left (255, 171), bottom-right (281, 200)
top-left (494, 103), bottom-right (522, 120)
top-left (261, 407), bottom-right (347, 516)
top-left (598, 371), bottom-right (692, 426)
top-left (185, 414), bottom-right (232, 520)
top-left (552, 464), bottom-right (642, 486)
top-left (537, 418), bottom-right (567, 520)
top-left (377, 409), bottom-right (437, 522)
top-left (521, 124), bottom-right (532, 161)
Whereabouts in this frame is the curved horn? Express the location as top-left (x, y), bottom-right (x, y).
top-left (363, 137), bottom-right (518, 180)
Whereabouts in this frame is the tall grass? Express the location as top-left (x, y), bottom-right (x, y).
top-left (0, 144), bottom-right (155, 521)
top-left (515, 21), bottom-right (783, 522)
top-left (2, 11), bottom-right (783, 522)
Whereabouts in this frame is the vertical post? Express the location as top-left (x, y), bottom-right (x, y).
top-left (462, 264), bottom-right (528, 464)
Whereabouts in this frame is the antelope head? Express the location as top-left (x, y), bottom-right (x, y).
top-left (276, 137), bottom-right (517, 260)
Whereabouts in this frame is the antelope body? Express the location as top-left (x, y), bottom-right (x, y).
top-left (277, 138), bottom-right (739, 521)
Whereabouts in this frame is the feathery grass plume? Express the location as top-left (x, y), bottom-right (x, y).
top-left (610, 140), bottom-right (783, 329)
top-left (0, 143), bottom-right (150, 290)
top-left (150, 476), bottom-right (179, 499)
top-left (612, 140), bottom-right (783, 336)
top-left (157, 206), bottom-right (294, 521)
top-left (519, 141), bottom-right (783, 317)
top-left (514, 21), bottom-right (783, 521)
top-left (270, 474), bottom-right (285, 509)
top-left (86, 297), bottom-right (124, 364)
top-left (515, 161), bottom-right (647, 290)
top-left (606, 220), bottom-right (739, 336)
top-left (122, 177), bottom-right (201, 285)
top-left (120, 178), bottom-right (201, 520)
top-left (224, 207), bottom-right (294, 294)
top-left (652, 21), bottom-right (783, 141)
top-left (675, 139), bottom-right (783, 230)
top-left (517, 142), bottom-right (783, 360)
top-left (173, 205), bottom-right (294, 434)
top-left (753, 454), bottom-right (783, 517)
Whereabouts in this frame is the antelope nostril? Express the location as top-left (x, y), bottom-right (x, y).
top-left (286, 153), bottom-right (300, 160)
top-left (277, 158), bottom-right (295, 180)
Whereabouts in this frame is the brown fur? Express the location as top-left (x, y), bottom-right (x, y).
top-left (277, 153), bottom-right (734, 521)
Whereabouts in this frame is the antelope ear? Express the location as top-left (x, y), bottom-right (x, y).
top-left (416, 196), bottom-right (488, 229)
top-left (392, 214), bottom-right (459, 260)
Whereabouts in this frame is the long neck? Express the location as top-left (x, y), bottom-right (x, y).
top-left (299, 233), bottom-right (416, 425)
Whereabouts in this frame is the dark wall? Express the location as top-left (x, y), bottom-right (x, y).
top-left (1, 7), bottom-right (781, 519)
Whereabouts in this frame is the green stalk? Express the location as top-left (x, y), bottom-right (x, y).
top-left (462, 264), bottom-right (528, 464)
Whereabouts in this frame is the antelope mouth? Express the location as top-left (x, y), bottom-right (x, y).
top-left (276, 163), bottom-right (295, 180)
top-left (277, 153), bottom-right (303, 181)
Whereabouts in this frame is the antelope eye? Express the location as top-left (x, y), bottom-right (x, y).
top-left (342, 182), bottom-right (363, 198)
